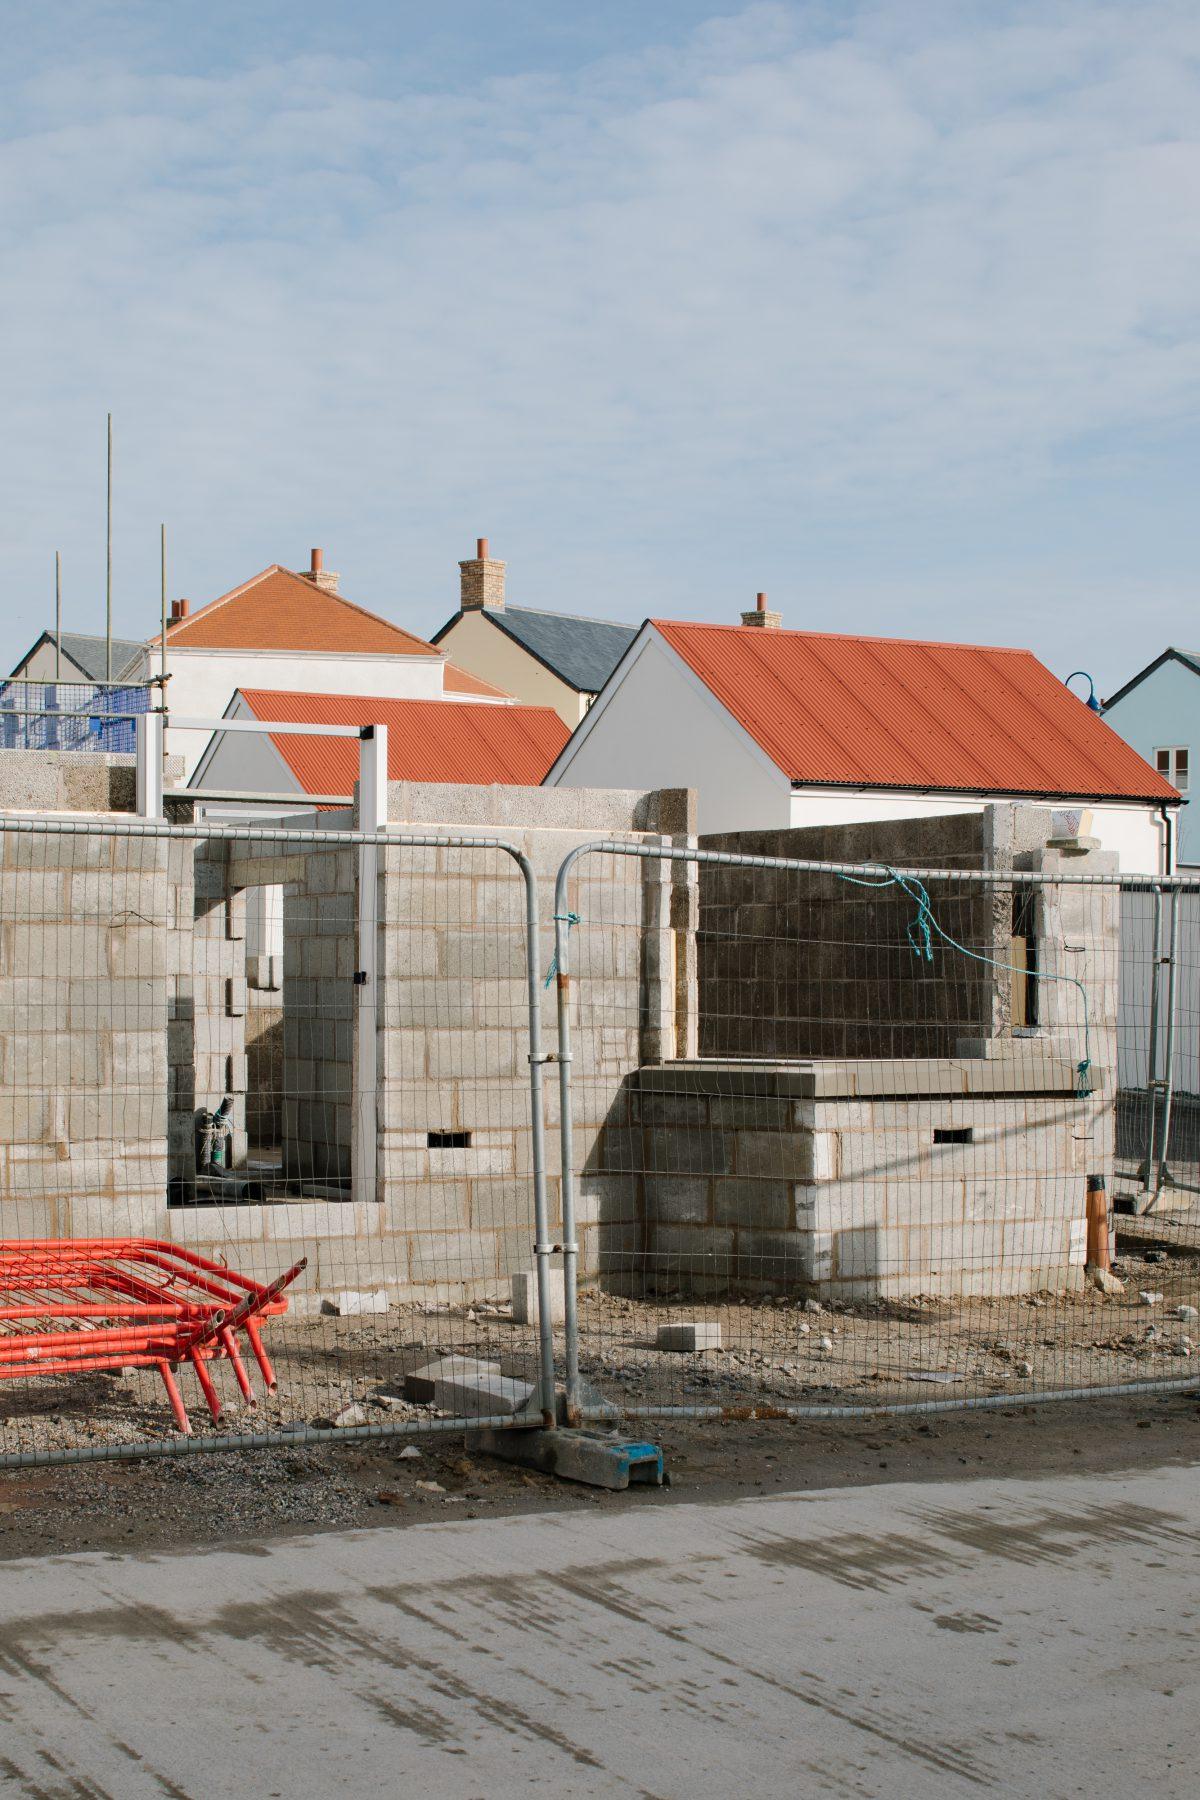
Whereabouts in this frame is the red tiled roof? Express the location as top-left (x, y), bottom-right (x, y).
top-left (653, 621), bottom-right (1178, 802)
top-left (442, 661), bottom-right (513, 698)
top-left (154, 566), bottom-right (439, 656)
top-left (237, 689), bottom-right (569, 792)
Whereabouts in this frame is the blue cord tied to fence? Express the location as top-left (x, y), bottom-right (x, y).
top-left (838, 865), bottom-right (1094, 1097)
top-left (544, 912), bottom-right (581, 988)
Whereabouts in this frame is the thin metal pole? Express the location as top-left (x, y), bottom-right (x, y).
top-left (54, 550), bottom-right (62, 679)
top-left (1139, 885), bottom-right (1163, 1195)
top-left (553, 856), bottom-right (583, 1425)
top-left (160, 522), bottom-right (167, 689)
top-left (517, 851), bottom-right (558, 1427)
top-left (1151, 885), bottom-right (1181, 1202)
top-left (105, 412), bottom-right (113, 684)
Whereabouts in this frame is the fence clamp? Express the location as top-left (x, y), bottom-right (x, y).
top-left (528, 1051), bottom-right (571, 1066)
top-left (535, 1243), bottom-right (578, 1256)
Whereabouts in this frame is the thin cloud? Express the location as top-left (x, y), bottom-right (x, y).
top-left (2, 1), bottom-right (1198, 684)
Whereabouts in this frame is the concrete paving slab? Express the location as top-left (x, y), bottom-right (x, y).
top-left (0, 1463), bottom-right (1196, 1797)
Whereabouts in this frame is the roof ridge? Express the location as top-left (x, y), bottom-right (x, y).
top-left (651, 618), bottom-right (1033, 658)
top-left (153, 564), bottom-right (439, 655)
top-left (151, 564), bottom-right (286, 643)
top-left (501, 604), bottom-right (637, 629)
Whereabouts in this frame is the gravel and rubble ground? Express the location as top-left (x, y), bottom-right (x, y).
top-left (1, 1391), bottom-right (1199, 1564)
top-left (2, 1235), bottom-right (1199, 1560)
top-left (3, 1241), bottom-right (1199, 1459)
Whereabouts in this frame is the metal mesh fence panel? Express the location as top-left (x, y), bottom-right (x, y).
top-left (0, 681), bottom-right (152, 754)
top-left (0, 818), bottom-right (554, 1467)
top-left (552, 842), bottom-right (1200, 1421)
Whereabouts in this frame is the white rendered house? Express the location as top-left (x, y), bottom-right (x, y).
top-left (545, 609), bottom-right (1180, 874)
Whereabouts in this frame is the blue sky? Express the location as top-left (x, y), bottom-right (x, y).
top-left (3, 1), bottom-right (1198, 693)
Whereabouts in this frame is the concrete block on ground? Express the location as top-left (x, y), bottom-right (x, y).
top-left (510, 1267), bottom-right (566, 1325)
top-left (404, 1356), bottom-right (497, 1403)
top-left (655, 1321), bottom-right (722, 1351)
top-left (403, 1355), bottom-right (535, 1417)
top-left (320, 1289), bottom-right (389, 1317)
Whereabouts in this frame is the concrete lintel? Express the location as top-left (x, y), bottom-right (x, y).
top-left (633, 1056), bottom-right (1083, 1100)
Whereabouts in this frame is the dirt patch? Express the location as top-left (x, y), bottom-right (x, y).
top-left (0, 1391), bottom-right (1197, 1563)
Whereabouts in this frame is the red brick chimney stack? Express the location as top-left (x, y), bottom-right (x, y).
top-left (299, 546), bottom-right (340, 594)
top-left (741, 590), bottom-right (782, 628)
top-left (170, 598), bottom-right (190, 621)
top-left (460, 536), bottom-right (506, 610)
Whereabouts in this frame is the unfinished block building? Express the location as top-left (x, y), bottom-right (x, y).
top-left (0, 750), bottom-right (1117, 1308)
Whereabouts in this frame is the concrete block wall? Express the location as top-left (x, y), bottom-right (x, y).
top-left (615, 1061), bottom-right (1095, 1300)
top-left (0, 823), bottom-right (177, 1240)
top-left (371, 785), bottom-right (695, 1300)
top-left (281, 845), bottom-right (355, 1185)
top-left (697, 813), bottom-right (1002, 1061)
top-left (156, 786), bottom-right (693, 1309)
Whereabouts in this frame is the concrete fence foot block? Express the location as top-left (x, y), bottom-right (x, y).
top-left (477, 1427), bottom-right (665, 1490)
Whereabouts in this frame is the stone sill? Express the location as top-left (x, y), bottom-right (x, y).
top-left (635, 1055), bottom-right (1090, 1099)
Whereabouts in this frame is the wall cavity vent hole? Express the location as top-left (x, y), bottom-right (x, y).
top-left (427, 1130), bottom-right (472, 1149)
top-left (933, 1127), bottom-right (973, 1146)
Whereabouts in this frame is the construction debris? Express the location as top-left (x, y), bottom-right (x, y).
top-left (655, 1322), bottom-right (722, 1352)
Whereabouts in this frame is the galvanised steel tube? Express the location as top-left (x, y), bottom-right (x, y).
top-left (1140, 885), bottom-right (1164, 1196)
top-left (553, 844), bottom-right (590, 1425)
top-left (512, 846), bottom-right (558, 1427)
top-left (591, 1375), bottom-right (1200, 1423)
top-left (0, 1414), bottom-right (533, 1472)
top-left (1153, 884), bottom-right (1182, 1199)
top-left (543, 836), bottom-right (1200, 890)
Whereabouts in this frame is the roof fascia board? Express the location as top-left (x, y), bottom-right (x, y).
top-left (789, 780), bottom-right (1181, 808)
top-left (1103, 648), bottom-right (1200, 712)
top-left (164, 645), bottom-right (438, 665)
top-left (11, 632), bottom-right (95, 681)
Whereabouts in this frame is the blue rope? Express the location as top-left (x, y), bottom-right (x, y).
top-left (544, 912), bottom-right (581, 988)
top-left (838, 865), bottom-right (1093, 1096)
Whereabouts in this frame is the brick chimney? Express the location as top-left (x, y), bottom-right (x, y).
top-left (169, 598), bottom-right (190, 621)
top-left (459, 537), bottom-right (505, 610)
top-left (740, 591), bottom-right (781, 629)
top-left (298, 547), bottom-right (340, 594)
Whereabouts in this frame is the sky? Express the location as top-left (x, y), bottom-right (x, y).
top-left (3, 0), bottom-right (1198, 695)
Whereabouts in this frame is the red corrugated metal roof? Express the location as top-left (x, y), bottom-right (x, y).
top-left (653, 621), bottom-right (1178, 802)
top-left (237, 689), bottom-right (569, 792)
top-left (153, 566), bottom-right (439, 656)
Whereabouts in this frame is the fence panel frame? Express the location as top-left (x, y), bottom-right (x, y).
top-left (0, 810), bottom-right (556, 1469)
top-left (551, 838), bottom-right (1200, 1423)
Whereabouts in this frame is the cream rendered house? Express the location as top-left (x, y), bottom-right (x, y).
top-left (431, 540), bottom-right (637, 728)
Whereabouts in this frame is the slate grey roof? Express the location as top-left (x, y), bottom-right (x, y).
top-left (12, 631), bottom-right (148, 683)
top-left (434, 606), bottom-right (638, 694)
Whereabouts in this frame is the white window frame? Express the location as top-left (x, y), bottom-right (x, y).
top-left (1154, 745), bottom-right (1189, 792)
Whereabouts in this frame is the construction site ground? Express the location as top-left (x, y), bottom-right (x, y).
top-left (0, 1386), bottom-right (1197, 1563)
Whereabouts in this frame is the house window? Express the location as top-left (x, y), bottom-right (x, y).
top-left (1155, 747), bottom-right (1189, 792)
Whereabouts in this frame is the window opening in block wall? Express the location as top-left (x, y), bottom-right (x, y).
top-left (934, 1127), bottom-right (973, 1145)
top-left (1011, 888), bottom-right (1039, 1030)
top-left (428, 1131), bottom-right (472, 1149)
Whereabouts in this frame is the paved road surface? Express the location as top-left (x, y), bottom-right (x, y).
top-left (1, 1463), bottom-right (1197, 1797)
